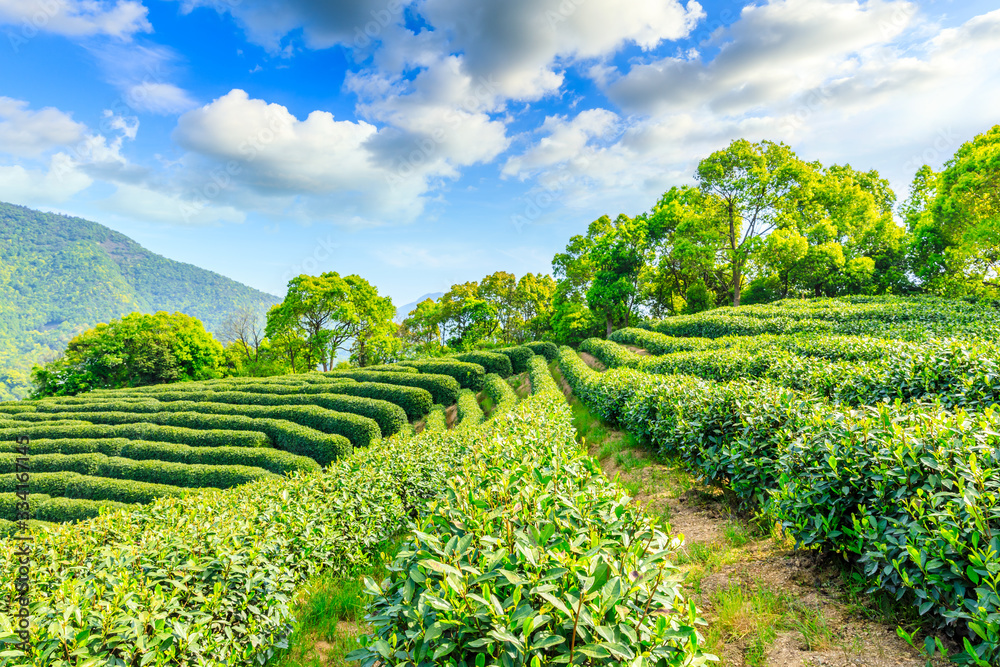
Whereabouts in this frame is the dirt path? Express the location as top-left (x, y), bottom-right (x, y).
top-left (578, 351), bottom-right (607, 371)
top-left (623, 344), bottom-right (651, 356)
top-left (550, 361), bottom-right (946, 667)
top-left (445, 404), bottom-right (458, 429)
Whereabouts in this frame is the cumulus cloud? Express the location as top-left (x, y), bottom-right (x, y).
top-left (90, 44), bottom-right (198, 116)
top-left (0, 0), bottom-right (151, 40)
top-left (0, 98), bottom-right (88, 157)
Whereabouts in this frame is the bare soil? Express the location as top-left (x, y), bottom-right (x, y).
top-left (445, 404), bottom-right (458, 429)
top-left (623, 344), bottom-right (651, 356)
top-left (578, 351), bottom-right (607, 371)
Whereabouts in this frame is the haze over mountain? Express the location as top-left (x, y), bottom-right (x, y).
top-left (0, 202), bottom-right (280, 400)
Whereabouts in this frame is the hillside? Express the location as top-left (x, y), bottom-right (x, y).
top-left (394, 292), bottom-right (444, 322)
top-left (0, 202), bottom-right (280, 400)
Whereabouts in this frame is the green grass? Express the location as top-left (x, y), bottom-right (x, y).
top-left (266, 539), bottom-right (401, 667)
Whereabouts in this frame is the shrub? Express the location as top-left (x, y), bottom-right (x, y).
top-left (0, 453), bottom-right (277, 491)
top-left (0, 471), bottom-right (191, 504)
top-left (0, 438), bottom-right (317, 476)
top-left (327, 382), bottom-right (432, 420)
top-left (524, 340), bottom-right (558, 361)
top-left (454, 350), bottom-right (513, 377)
top-left (397, 359), bottom-right (486, 390)
top-left (0, 493), bottom-right (131, 523)
top-left (328, 370), bottom-right (460, 405)
top-left (455, 389), bottom-right (484, 430)
top-left (0, 422), bottom-right (270, 450)
top-left (422, 405), bottom-right (447, 433)
top-left (482, 372), bottom-right (518, 417)
top-left (495, 345), bottom-right (533, 373)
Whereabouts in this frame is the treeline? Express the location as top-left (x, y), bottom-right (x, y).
top-left (24, 125), bottom-right (999, 396)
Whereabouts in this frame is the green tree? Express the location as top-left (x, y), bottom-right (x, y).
top-left (30, 311), bottom-right (223, 397)
top-left (683, 280), bottom-right (713, 314)
top-left (696, 139), bottom-right (813, 306)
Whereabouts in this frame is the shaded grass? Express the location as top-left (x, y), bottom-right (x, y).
top-left (266, 539), bottom-right (401, 667)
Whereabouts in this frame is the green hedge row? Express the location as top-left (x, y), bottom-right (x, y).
top-left (524, 340), bottom-right (558, 361)
top-left (422, 405), bottom-right (447, 433)
top-left (0, 422), bottom-right (270, 450)
top-left (557, 346), bottom-right (1000, 664)
top-left (591, 336), bottom-right (1000, 411)
top-left (352, 357), bottom-right (708, 666)
top-left (397, 359), bottom-right (486, 390)
top-left (24, 411), bottom-right (350, 467)
top-left (327, 370), bottom-right (459, 405)
top-left (0, 493), bottom-right (131, 524)
top-left (0, 452), bottom-right (277, 492)
top-left (454, 389), bottom-right (485, 430)
top-left (527, 354), bottom-right (559, 393)
top-left (454, 350), bottom-right (513, 377)
top-left (361, 364), bottom-right (418, 373)
top-left (609, 327), bottom-right (720, 355)
top-left (39, 390), bottom-right (407, 439)
top-left (0, 368), bottom-right (563, 663)
top-left (483, 372), bottom-right (518, 417)
top-left (0, 471), bottom-right (192, 505)
top-left (495, 345), bottom-right (533, 373)
top-left (0, 438), bottom-right (318, 475)
top-left (22, 400), bottom-right (381, 450)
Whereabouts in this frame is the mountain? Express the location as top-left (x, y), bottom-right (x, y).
top-left (395, 292), bottom-right (444, 322)
top-left (0, 202), bottom-right (281, 400)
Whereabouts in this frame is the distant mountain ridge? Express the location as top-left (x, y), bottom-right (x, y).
top-left (0, 201), bottom-right (280, 399)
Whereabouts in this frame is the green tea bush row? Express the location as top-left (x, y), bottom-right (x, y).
top-left (454, 350), bottom-right (513, 377)
top-left (558, 347), bottom-right (1000, 662)
top-left (0, 493), bottom-right (130, 523)
top-left (0, 372), bottom-right (567, 664)
top-left (495, 345), bottom-right (533, 373)
top-left (0, 471), bottom-right (192, 505)
top-left (455, 389), bottom-right (485, 430)
top-left (326, 382), bottom-right (432, 420)
top-left (398, 359), bottom-right (486, 390)
top-left (483, 372), bottom-right (518, 417)
top-left (328, 369), bottom-right (460, 405)
top-left (39, 391), bottom-right (407, 438)
top-left (0, 452), bottom-right (276, 491)
top-left (423, 405), bottom-right (447, 433)
top-left (609, 328), bottom-right (720, 355)
top-left (527, 354), bottom-right (559, 393)
top-left (11, 410), bottom-right (351, 466)
top-left (21, 400), bottom-right (381, 450)
top-left (358, 364), bottom-right (418, 373)
top-left (524, 340), bottom-right (559, 361)
top-left (351, 362), bottom-right (712, 667)
top-left (0, 438), bottom-right (318, 475)
top-left (0, 422), bottom-right (270, 449)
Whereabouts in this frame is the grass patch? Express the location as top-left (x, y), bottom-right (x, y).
top-left (266, 538), bottom-right (401, 667)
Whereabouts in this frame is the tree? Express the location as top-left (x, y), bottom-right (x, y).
top-left (914, 125), bottom-right (1000, 294)
top-left (514, 273), bottom-right (556, 341)
top-left (696, 139), bottom-right (812, 306)
top-left (683, 280), bottom-right (713, 314)
top-left (347, 275), bottom-right (398, 367)
top-left (763, 228), bottom-right (809, 297)
top-left (265, 272), bottom-right (396, 371)
top-left (400, 298), bottom-right (442, 355)
top-left (218, 307), bottom-right (266, 366)
top-left (30, 311), bottom-right (223, 397)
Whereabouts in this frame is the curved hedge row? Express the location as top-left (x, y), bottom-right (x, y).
top-left (557, 346), bottom-right (1000, 664)
top-left (0, 438), bottom-right (318, 475)
top-left (0, 494), bottom-right (130, 524)
top-left (328, 382), bottom-right (432, 420)
top-left (397, 359), bottom-right (486, 390)
top-left (455, 389), bottom-right (485, 430)
top-left (524, 340), bottom-right (558, 361)
top-left (422, 405), bottom-right (447, 433)
top-left (0, 422), bottom-right (270, 449)
top-left (38, 390), bottom-right (407, 438)
top-left (327, 370), bottom-right (459, 405)
top-left (483, 372), bottom-right (518, 417)
top-left (609, 328), bottom-right (721, 355)
top-left (454, 350), bottom-right (513, 377)
top-left (14, 410), bottom-right (353, 466)
top-left (0, 368), bottom-right (588, 664)
top-left (495, 345), bottom-right (533, 374)
top-left (21, 401), bottom-right (381, 450)
top-left (0, 452), bottom-right (277, 490)
top-left (362, 364), bottom-right (418, 373)
top-left (0, 471), bottom-right (193, 505)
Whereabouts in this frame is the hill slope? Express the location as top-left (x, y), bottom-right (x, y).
top-left (0, 202), bottom-right (280, 399)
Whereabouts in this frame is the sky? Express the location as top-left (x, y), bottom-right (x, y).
top-left (1, 0), bottom-right (999, 307)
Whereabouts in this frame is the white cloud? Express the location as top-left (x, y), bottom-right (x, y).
top-left (90, 44), bottom-right (198, 116)
top-left (502, 109), bottom-right (620, 178)
top-left (0, 153), bottom-right (93, 205)
top-left (124, 82), bottom-right (197, 115)
top-left (0, 98), bottom-right (88, 157)
top-left (0, 0), bottom-right (150, 40)
top-left (99, 183), bottom-right (246, 225)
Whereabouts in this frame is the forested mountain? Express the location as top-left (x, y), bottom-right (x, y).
top-left (0, 202), bottom-right (280, 399)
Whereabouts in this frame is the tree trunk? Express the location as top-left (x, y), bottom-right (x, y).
top-left (605, 314), bottom-right (613, 337)
top-left (732, 265), bottom-right (742, 307)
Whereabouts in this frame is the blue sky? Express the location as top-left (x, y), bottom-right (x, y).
top-left (1, 0), bottom-right (999, 307)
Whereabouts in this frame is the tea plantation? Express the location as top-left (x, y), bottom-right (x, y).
top-left (562, 296), bottom-right (1000, 665)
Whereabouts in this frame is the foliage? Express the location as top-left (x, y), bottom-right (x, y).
top-left (29, 311), bottom-right (225, 398)
top-left (351, 361), bottom-right (713, 667)
top-left (455, 351), bottom-right (514, 377)
top-left (455, 388), bottom-right (485, 430)
top-left (524, 341), bottom-right (559, 361)
top-left (0, 201), bottom-right (278, 400)
top-left (398, 359), bottom-right (487, 390)
top-left (494, 345), bottom-right (534, 374)
top-left (330, 369), bottom-right (460, 405)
